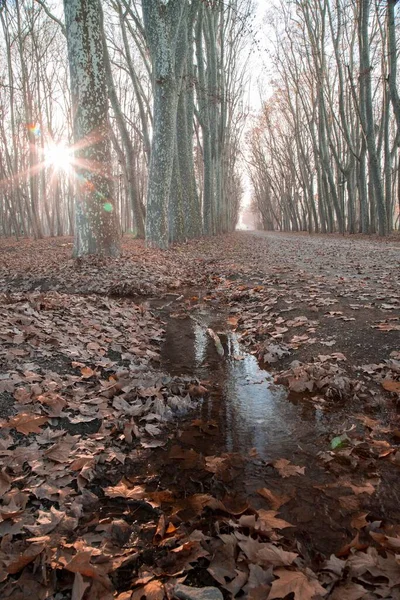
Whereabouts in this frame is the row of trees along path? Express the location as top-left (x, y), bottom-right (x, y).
top-left (0, 0), bottom-right (399, 255)
top-left (1, 0), bottom-right (248, 255)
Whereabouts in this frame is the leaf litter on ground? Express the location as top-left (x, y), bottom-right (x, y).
top-left (0, 232), bottom-right (399, 598)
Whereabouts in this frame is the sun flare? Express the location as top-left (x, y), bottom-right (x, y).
top-left (44, 143), bottom-right (73, 172)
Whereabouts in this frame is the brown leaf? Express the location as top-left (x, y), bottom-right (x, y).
top-left (382, 380), bottom-right (400, 394)
top-left (103, 481), bottom-right (146, 500)
top-left (269, 568), bottom-right (327, 600)
top-left (64, 551), bottom-right (111, 590)
top-left (44, 441), bottom-right (76, 463)
top-left (257, 487), bottom-right (292, 510)
top-left (257, 544), bottom-right (298, 567)
top-left (81, 366), bottom-right (96, 378)
top-left (6, 543), bottom-right (45, 574)
top-left (347, 548), bottom-right (379, 577)
top-left (272, 458), bottom-right (305, 477)
top-left (369, 531), bottom-right (400, 551)
top-left (347, 482), bottom-right (375, 496)
top-left (0, 469), bottom-right (12, 497)
top-left (72, 572), bottom-right (90, 600)
top-left (256, 509), bottom-right (294, 532)
top-left (244, 564), bottom-right (274, 599)
top-left (24, 506), bottom-right (65, 536)
top-left (6, 413), bottom-right (48, 434)
top-left (336, 533), bottom-right (368, 557)
top-left (154, 514), bottom-right (166, 543)
top-left (330, 582), bottom-right (368, 600)
top-left (131, 580), bottom-right (164, 600)
top-left (38, 393), bottom-right (66, 417)
top-left (350, 512), bottom-right (369, 530)
top-left (207, 540), bottom-right (236, 585)
top-left (227, 316), bottom-right (239, 327)
top-left (188, 384), bottom-right (208, 397)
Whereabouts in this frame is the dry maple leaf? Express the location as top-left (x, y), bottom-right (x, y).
top-left (347, 482), bottom-right (375, 496)
top-left (103, 481), bottom-right (146, 500)
top-left (44, 441), bottom-right (76, 463)
top-left (6, 543), bottom-right (45, 575)
top-left (269, 568), bottom-right (327, 599)
top-left (227, 316), bottom-right (239, 327)
top-left (350, 512), bottom-right (369, 530)
top-left (336, 533), bottom-right (368, 557)
top-left (64, 551), bottom-right (112, 589)
top-left (256, 544), bottom-right (298, 567)
top-left (71, 572), bottom-right (90, 600)
top-left (382, 380), bottom-right (400, 394)
top-left (24, 506), bottom-right (65, 536)
top-left (6, 413), bottom-right (48, 435)
top-left (369, 531), bottom-right (400, 551)
top-left (244, 564), bottom-right (274, 598)
top-left (0, 469), bottom-right (12, 497)
top-left (131, 579), bottom-right (164, 600)
top-left (256, 510), bottom-right (294, 532)
top-left (347, 547), bottom-right (379, 577)
top-left (329, 582), bottom-right (368, 600)
top-left (80, 366), bottom-right (96, 378)
top-left (257, 487), bottom-right (291, 510)
top-left (272, 458), bottom-right (305, 477)
top-left (207, 541), bottom-right (237, 585)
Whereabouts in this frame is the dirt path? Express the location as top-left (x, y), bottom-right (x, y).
top-left (0, 232), bottom-right (399, 599)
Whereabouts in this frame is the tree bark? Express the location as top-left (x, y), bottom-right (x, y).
top-left (64, 0), bottom-right (121, 256)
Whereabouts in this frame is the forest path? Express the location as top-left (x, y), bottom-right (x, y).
top-left (247, 229), bottom-right (400, 279)
top-left (0, 232), bottom-right (399, 599)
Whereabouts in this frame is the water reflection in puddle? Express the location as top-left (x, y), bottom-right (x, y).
top-left (163, 309), bottom-right (321, 461)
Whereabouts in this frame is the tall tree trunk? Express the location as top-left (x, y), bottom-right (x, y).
top-left (64, 0), bottom-right (121, 257)
top-left (142, 0), bottom-right (184, 249)
top-left (359, 0), bottom-right (386, 235)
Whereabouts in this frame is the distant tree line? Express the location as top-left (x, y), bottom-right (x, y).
top-left (249, 0), bottom-right (400, 235)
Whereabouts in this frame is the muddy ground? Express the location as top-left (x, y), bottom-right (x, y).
top-left (0, 231), bottom-right (399, 599)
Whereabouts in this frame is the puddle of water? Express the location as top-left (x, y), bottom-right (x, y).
top-left (154, 301), bottom-right (400, 557)
top-left (161, 307), bottom-right (323, 461)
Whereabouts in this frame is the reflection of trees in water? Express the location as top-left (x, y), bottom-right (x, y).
top-left (173, 315), bottom-right (320, 461)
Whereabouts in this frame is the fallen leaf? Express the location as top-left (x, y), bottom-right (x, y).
top-left (257, 488), bottom-right (292, 510)
top-left (272, 458), bottom-right (305, 477)
top-left (64, 551), bottom-right (111, 588)
top-left (6, 413), bottom-right (48, 435)
top-left (131, 580), bottom-right (164, 600)
top-left (257, 544), bottom-right (298, 567)
top-left (269, 568), bottom-right (327, 599)
top-left (24, 506), bottom-right (65, 535)
top-left (227, 316), bottom-right (239, 327)
top-left (6, 543), bottom-right (45, 574)
top-left (0, 469), bottom-right (12, 497)
top-left (350, 513), bottom-right (369, 530)
top-left (256, 510), bottom-right (294, 532)
top-left (103, 481), bottom-right (146, 500)
top-left (348, 482), bottom-right (375, 496)
top-left (382, 380), bottom-right (400, 394)
top-left (330, 582), bottom-right (368, 600)
top-left (81, 366), bottom-right (96, 378)
top-left (72, 572), bottom-right (90, 600)
top-left (336, 533), bottom-right (368, 557)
